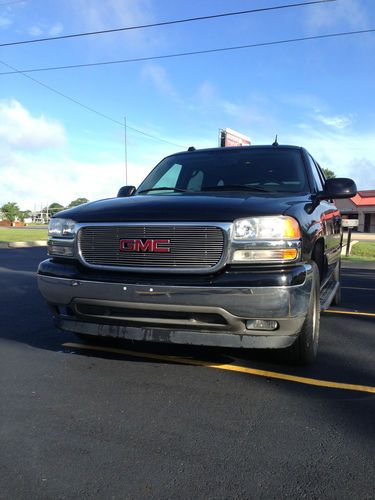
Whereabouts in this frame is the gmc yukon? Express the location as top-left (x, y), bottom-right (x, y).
top-left (37, 144), bottom-right (356, 364)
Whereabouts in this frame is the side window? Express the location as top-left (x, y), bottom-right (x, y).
top-left (307, 155), bottom-right (324, 192)
top-left (153, 163), bottom-right (182, 189)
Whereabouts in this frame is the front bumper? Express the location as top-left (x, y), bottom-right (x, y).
top-left (37, 262), bottom-right (314, 349)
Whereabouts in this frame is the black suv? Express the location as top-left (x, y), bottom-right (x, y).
top-left (37, 145), bottom-right (356, 364)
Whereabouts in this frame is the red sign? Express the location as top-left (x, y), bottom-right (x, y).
top-left (120, 239), bottom-right (171, 253)
top-left (220, 128), bottom-right (251, 147)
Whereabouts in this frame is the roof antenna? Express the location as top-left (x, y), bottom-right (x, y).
top-left (272, 135), bottom-right (279, 147)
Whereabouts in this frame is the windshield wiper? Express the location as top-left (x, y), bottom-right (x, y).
top-left (200, 185), bottom-right (269, 192)
top-left (137, 187), bottom-right (189, 194)
top-left (138, 185), bottom-right (270, 194)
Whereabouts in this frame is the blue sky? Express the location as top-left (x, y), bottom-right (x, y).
top-left (0, 0), bottom-right (374, 210)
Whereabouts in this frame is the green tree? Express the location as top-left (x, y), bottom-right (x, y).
top-left (18, 210), bottom-right (32, 222)
top-left (322, 168), bottom-right (336, 179)
top-left (1, 202), bottom-right (20, 223)
top-left (48, 202), bottom-right (64, 216)
top-left (68, 197), bottom-right (89, 208)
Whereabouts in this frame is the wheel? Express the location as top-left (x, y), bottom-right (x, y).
top-left (331, 261), bottom-right (341, 306)
top-left (287, 261), bottom-right (320, 365)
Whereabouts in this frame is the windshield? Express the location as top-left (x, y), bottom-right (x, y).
top-left (137, 148), bottom-right (308, 195)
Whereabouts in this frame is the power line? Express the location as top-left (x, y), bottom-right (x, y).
top-left (1, 28), bottom-right (373, 75)
top-left (0, 58), bottom-right (186, 148)
top-left (0, 0), bottom-right (336, 48)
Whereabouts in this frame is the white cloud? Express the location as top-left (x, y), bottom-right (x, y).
top-left (195, 80), bottom-right (217, 104)
top-left (73, 0), bottom-right (153, 30)
top-left (281, 93), bottom-right (324, 113)
top-left (305, 0), bottom-right (369, 32)
top-left (279, 127), bottom-right (375, 190)
top-left (0, 16), bottom-right (12, 28)
top-left (70, 0), bottom-right (158, 52)
top-left (0, 99), bottom-right (66, 150)
top-left (28, 25), bottom-right (43, 36)
top-left (141, 63), bottom-right (177, 98)
top-left (343, 158), bottom-right (375, 190)
top-left (0, 156), bottom-right (150, 210)
top-left (27, 22), bottom-right (64, 37)
top-left (314, 113), bottom-right (352, 130)
top-left (192, 81), bottom-right (277, 135)
top-left (0, 100), bottom-right (165, 210)
top-left (49, 22), bottom-right (63, 36)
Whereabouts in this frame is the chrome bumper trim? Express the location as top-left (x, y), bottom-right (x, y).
top-left (38, 263), bottom-right (313, 347)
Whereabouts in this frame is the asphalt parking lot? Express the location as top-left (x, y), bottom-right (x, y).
top-left (1, 248), bottom-right (374, 499)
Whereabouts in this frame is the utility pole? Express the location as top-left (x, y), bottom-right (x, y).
top-left (124, 116), bottom-right (128, 185)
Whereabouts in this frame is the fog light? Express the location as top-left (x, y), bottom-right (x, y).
top-left (232, 248), bottom-right (298, 262)
top-left (246, 319), bottom-right (279, 331)
top-left (48, 244), bottom-right (74, 257)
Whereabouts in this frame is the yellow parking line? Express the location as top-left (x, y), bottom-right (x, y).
top-left (63, 342), bottom-right (375, 395)
top-left (325, 310), bottom-right (375, 318)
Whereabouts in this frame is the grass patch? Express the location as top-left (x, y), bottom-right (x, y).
top-left (343, 242), bottom-right (375, 261)
top-left (0, 228), bottom-right (48, 242)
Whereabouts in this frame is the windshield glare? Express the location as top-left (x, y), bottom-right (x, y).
top-left (137, 148), bottom-right (308, 195)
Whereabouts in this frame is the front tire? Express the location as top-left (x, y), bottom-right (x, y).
top-left (288, 261), bottom-right (320, 365)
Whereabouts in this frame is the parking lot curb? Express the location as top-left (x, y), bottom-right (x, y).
top-left (0, 241), bottom-right (47, 248)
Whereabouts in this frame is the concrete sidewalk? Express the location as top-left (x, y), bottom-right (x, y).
top-left (345, 232), bottom-right (375, 241)
top-left (0, 241), bottom-right (47, 249)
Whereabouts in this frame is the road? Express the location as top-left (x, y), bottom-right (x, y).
top-left (1, 248), bottom-right (374, 499)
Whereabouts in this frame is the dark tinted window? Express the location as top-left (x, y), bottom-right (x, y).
top-left (138, 148), bottom-right (308, 194)
top-left (307, 154), bottom-right (324, 192)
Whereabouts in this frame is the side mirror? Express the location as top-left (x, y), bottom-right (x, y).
top-left (318, 178), bottom-right (357, 200)
top-left (117, 186), bottom-right (136, 197)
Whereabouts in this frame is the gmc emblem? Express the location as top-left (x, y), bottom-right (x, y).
top-left (119, 238), bottom-right (171, 253)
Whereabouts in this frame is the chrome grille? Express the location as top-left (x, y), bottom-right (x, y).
top-left (78, 225), bottom-right (225, 270)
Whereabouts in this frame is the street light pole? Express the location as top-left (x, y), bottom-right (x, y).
top-left (124, 116), bottom-right (128, 185)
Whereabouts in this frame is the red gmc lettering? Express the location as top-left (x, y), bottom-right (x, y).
top-left (152, 239), bottom-right (171, 253)
top-left (134, 239), bottom-right (153, 252)
top-left (119, 239), bottom-right (170, 253)
top-left (119, 239), bottom-right (135, 252)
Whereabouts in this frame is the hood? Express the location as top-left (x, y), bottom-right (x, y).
top-left (56, 193), bottom-right (306, 223)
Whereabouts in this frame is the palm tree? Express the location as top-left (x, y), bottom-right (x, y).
top-left (1, 202), bottom-right (20, 224)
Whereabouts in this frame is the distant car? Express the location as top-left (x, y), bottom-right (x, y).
top-left (37, 144), bottom-right (356, 364)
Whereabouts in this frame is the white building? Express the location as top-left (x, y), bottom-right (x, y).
top-left (335, 190), bottom-right (375, 233)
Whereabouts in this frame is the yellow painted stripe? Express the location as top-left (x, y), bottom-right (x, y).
top-left (63, 342), bottom-right (375, 395)
top-left (325, 309), bottom-right (375, 318)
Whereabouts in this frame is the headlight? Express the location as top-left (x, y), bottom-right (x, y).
top-left (232, 216), bottom-right (301, 240)
top-left (48, 218), bottom-right (76, 238)
top-left (231, 216), bottom-right (301, 263)
top-left (48, 218), bottom-right (76, 257)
